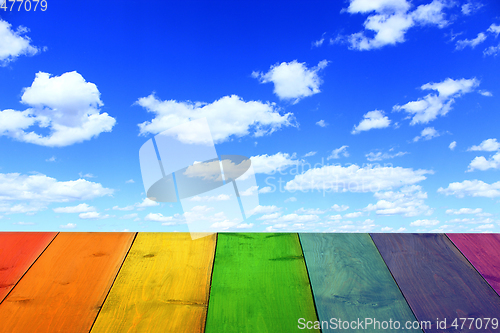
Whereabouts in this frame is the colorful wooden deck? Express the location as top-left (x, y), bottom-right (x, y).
top-left (0, 233), bottom-right (499, 332)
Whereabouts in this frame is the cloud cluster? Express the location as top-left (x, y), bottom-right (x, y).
top-left (345, 0), bottom-right (452, 50)
top-left (136, 94), bottom-right (294, 143)
top-left (352, 110), bottom-right (391, 134)
top-left (252, 60), bottom-right (328, 103)
top-left (0, 71), bottom-right (116, 147)
top-left (413, 127), bottom-right (439, 142)
top-left (365, 150), bottom-right (407, 161)
top-left (393, 77), bottom-right (479, 125)
top-left (327, 146), bottom-right (349, 160)
top-left (467, 138), bottom-right (500, 172)
top-left (365, 185), bottom-right (433, 217)
top-left (438, 180), bottom-right (500, 198)
top-left (250, 152), bottom-right (299, 174)
top-left (0, 19), bottom-right (39, 66)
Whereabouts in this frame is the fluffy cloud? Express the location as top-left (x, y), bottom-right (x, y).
top-left (285, 164), bottom-right (432, 193)
top-left (484, 43), bottom-right (500, 57)
top-left (60, 223), bottom-right (77, 229)
top-left (488, 24), bottom-right (500, 37)
top-left (304, 151), bottom-right (317, 157)
top-left (0, 19), bottom-right (40, 65)
top-left (0, 72), bottom-right (116, 147)
top-left (445, 208), bottom-right (483, 215)
top-left (456, 33), bottom-right (487, 50)
top-left (468, 138), bottom-right (500, 152)
top-left (438, 180), bottom-right (500, 198)
top-left (251, 205), bottom-right (281, 215)
top-left (467, 152), bottom-right (500, 172)
top-left (331, 204), bottom-right (349, 212)
top-left (351, 110), bottom-right (391, 134)
top-left (113, 198), bottom-right (159, 211)
top-left (79, 212), bottom-right (102, 219)
top-left (258, 186), bottom-right (273, 194)
top-left (449, 141), bottom-right (457, 150)
top-left (53, 203), bottom-right (96, 213)
top-left (413, 127), bottom-right (439, 142)
top-left (327, 146), bottom-right (349, 160)
top-left (461, 1), bottom-right (483, 15)
top-left (252, 60), bottom-right (328, 103)
top-left (393, 77), bottom-right (479, 125)
top-left (250, 152), bottom-right (299, 174)
top-left (364, 185), bottom-right (433, 217)
top-left (316, 120), bottom-right (328, 127)
top-left (410, 219), bottom-right (439, 226)
top-left (136, 94), bottom-right (294, 143)
top-left (295, 208), bottom-right (327, 215)
top-left (365, 150), bottom-right (407, 161)
top-left (345, 0), bottom-right (451, 50)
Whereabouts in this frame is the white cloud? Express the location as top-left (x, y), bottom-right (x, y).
top-left (136, 94), bottom-right (294, 144)
top-left (60, 223), bottom-right (77, 229)
top-left (468, 138), bottom-right (500, 152)
top-left (331, 204), bottom-right (349, 212)
top-left (479, 90), bottom-right (492, 97)
top-left (14, 221), bottom-right (34, 226)
top-left (461, 2), bottom-right (483, 15)
top-left (449, 141), bottom-right (457, 150)
top-left (344, 211), bottom-right (363, 219)
top-left (120, 213), bottom-right (138, 219)
top-left (258, 186), bottom-right (273, 194)
top-left (257, 212), bottom-right (282, 220)
top-left (0, 72), bottom-right (116, 147)
top-left (126, 179), bottom-right (135, 184)
top-left (328, 214), bottom-right (343, 220)
top-left (456, 32), bottom-right (487, 50)
top-left (366, 150), bottom-right (407, 161)
top-left (438, 180), bottom-right (500, 198)
top-left (394, 77), bottom-right (479, 125)
top-left (413, 127), bottom-right (439, 142)
top-left (312, 35), bottom-right (325, 48)
top-left (112, 205), bottom-right (134, 211)
top-left (295, 208), bottom-right (327, 214)
top-left (352, 110), bottom-right (391, 134)
top-left (445, 208), bottom-right (483, 215)
top-left (252, 60), bottom-right (328, 103)
top-left (79, 212), bottom-right (101, 219)
top-left (316, 120), bottom-right (328, 127)
top-left (239, 186), bottom-right (258, 197)
top-left (189, 194), bottom-right (230, 202)
top-left (0, 173), bottom-right (113, 206)
top-left (364, 185), bottom-right (433, 217)
top-left (262, 213), bottom-right (320, 224)
top-left (79, 172), bottom-right (96, 179)
top-left (327, 145), bottom-right (349, 160)
top-left (236, 223), bottom-right (254, 229)
top-left (467, 152), bottom-right (500, 172)
top-left (286, 164), bottom-right (431, 193)
top-left (345, 0), bottom-right (451, 50)
top-left (250, 205), bottom-right (280, 215)
top-left (136, 198), bottom-right (160, 208)
top-left (285, 197), bottom-right (297, 202)
top-left (304, 151), bottom-right (317, 157)
top-left (53, 203), bottom-right (96, 213)
top-left (46, 156), bottom-right (56, 162)
top-left (484, 43), bottom-right (500, 57)
top-left (488, 24), bottom-right (500, 37)
top-left (251, 152), bottom-right (298, 174)
top-left (410, 219), bottom-right (439, 226)
top-left (0, 19), bottom-right (40, 65)
top-left (144, 212), bottom-right (175, 223)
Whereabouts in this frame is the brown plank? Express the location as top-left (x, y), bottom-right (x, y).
top-left (447, 233), bottom-right (500, 296)
top-left (0, 232), bottom-right (135, 333)
top-left (371, 233), bottom-right (500, 332)
top-left (0, 232), bottom-right (57, 303)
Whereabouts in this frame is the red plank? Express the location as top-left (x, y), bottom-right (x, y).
top-left (447, 233), bottom-right (500, 296)
top-left (0, 232), bottom-right (57, 303)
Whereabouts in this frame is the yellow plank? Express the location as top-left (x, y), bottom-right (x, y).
top-left (91, 232), bottom-right (217, 333)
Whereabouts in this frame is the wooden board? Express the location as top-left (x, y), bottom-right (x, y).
top-left (90, 232), bottom-right (217, 333)
top-left (447, 233), bottom-right (500, 296)
top-left (0, 232), bottom-right (135, 333)
top-left (205, 233), bottom-right (319, 333)
top-left (0, 232), bottom-right (57, 303)
top-left (299, 233), bottom-right (420, 332)
top-left (370, 233), bottom-right (500, 332)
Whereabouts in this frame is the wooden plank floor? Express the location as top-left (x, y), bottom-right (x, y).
top-left (0, 232), bottom-right (135, 333)
top-left (205, 233), bottom-right (319, 333)
top-left (90, 233), bottom-right (217, 333)
top-left (300, 233), bottom-right (421, 332)
top-left (0, 232), bottom-right (57, 303)
top-left (371, 233), bottom-right (500, 332)
top-left (447, 233), bottom-right (500, 296)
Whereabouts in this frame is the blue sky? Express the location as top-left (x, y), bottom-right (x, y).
top-left (1, 0), bottom-right (499, 233)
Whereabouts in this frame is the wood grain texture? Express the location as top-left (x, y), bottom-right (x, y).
top-left (0, 232), bottom-right (57, 303)
top-left (447, 233), bottom-right (500, 296)
top-left (205, 233), bottom-right (319, 333)
top-left (370, 233), bottom-right (500, 333)
top-left (90, 232), bottom-right (217, 333)
top-left (299, 233), bottom-right (421, 332)
top-left (0, 232), bottom-right (135, 333)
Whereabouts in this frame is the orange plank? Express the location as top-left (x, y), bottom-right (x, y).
top-left (0, 232), bottom-right (57, 303)
top-left (0, 232), bottom-right (135, 333)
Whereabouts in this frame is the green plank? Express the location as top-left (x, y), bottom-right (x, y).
top-left (299, 233), bottom-right (422, 333)
top-left (205, 233), bottom-right (319, 333)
